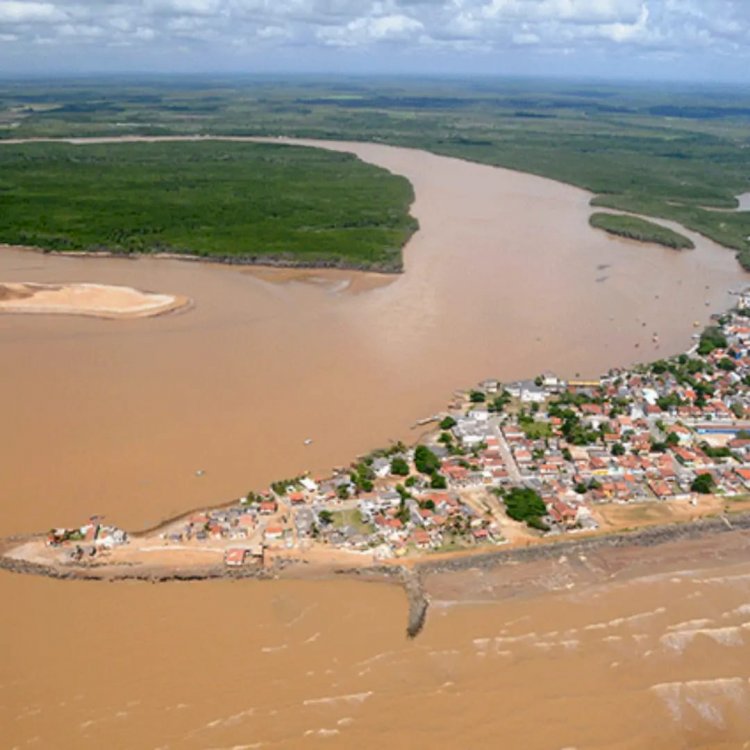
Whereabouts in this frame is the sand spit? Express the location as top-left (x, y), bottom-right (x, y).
top-left (0, 280), bottom-right (190, 319)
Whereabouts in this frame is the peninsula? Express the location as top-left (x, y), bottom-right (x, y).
top-left (5, 289), bottom-right (750, 635)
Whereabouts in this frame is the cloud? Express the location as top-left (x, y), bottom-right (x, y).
top-left (0, 0), bottom-right (748, 78)
top-left (0, 1), bottom-right (63, 23)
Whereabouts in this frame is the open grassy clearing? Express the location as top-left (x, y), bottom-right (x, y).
top-left (590, 212), bottom-right (695, 249)
top-left (0, 140), bottom-right (416, 271)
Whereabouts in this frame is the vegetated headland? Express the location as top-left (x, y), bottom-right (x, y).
top-left (0, 140), bottom-right (417, 273)
top-left (589, 212), bottom-right (695, 250)
top-left (6, 290), bottom-right (750, 637)
top-left (1, 77), bottom-right (749, 267)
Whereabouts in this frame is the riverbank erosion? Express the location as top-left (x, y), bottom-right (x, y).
top-left (0, 279), bottom-right (190, 319)
top-left (4, 512), bottom-right (750, 638)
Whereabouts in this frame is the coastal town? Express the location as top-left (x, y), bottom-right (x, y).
top-left (9, 291), bottom-right (750, 575)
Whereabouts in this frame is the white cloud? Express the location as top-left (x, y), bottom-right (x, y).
top-left (0, 0), bottom-right (749, 76)
top-left (0, 1), bottom-right (63, 23)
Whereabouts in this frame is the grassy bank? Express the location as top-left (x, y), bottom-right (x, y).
top-left (589, 212), bottom-right (695, 249)
top-left (2, 77), bottom-right (750, 265)
top-left (0, 140), bottom-right (417, 271)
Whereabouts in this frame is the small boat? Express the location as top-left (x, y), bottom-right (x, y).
top-left (195, 469), bottom-right (205, 477)
top-left (303, 438), bottom-right (313, 446)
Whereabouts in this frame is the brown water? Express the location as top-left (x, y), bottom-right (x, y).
top-left (1, 139), bottom-right (749, 748)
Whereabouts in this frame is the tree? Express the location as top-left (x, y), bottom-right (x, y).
top-left (319, 510), bottom-right (334, 526)
top-left (430, 473), bottom-right (447, 489)
top-left (503, 487), bottom-right (548, 529)
top-left (691, 473), bottom-right (715, 494)
top-left (611, 442), bottom-right (625, 456)
top-left (469, 390), bottom-right (486, 403)
top-left (489, 391), bottom-right (512, 413)
top-left (414, 445), bottom-right (440, 475)
top-left (697, 327), bottom-right (727, 356)
top-left (336, 484), bottom-right (349, 500)
top-left (666, 432), bottom-right (680, 447)
top-left (390, 456), bottom-right (409, 476)
top-left (439, 415), bottom-right (457, 430)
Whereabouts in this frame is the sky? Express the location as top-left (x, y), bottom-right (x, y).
top-left (0, 0), bottom-right (749, 82)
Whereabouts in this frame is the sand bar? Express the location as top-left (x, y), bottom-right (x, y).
top-left (0, 280), bottom-right (190, 319)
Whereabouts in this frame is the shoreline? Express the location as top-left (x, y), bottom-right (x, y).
top-left (3, 512), bottom-right (750, 638)
top-left (0, 242), bottom-right (405, 275)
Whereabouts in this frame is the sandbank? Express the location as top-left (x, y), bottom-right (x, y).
top-left (0, 280), bottom-right (191, 319)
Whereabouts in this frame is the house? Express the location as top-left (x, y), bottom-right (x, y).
top-left (472, 528), bottom-right (490, 543)
top-left (300, 477), bottom-right (318, 493)
top-left (410, 530), bottom-right (432, 549)
top-left (735, 467), bottom-right (750, 489)
top-left (259, 499), bottom-right (278, 515)
top-left (371, 457), bottom-right (392, 479)
top-left (224, 548), bottom-right (248, 567)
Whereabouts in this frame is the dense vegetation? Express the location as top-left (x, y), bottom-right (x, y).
top-left (2, 76), bottom-right (749, 267)
top-left (502, 487), bottom-right (548, 531)
top-left (0, 140), bottom-right (416, 271)
top-left (589, 212), bottom-right (694, 250)
top-left (697, 326), bottom-right (729, 356)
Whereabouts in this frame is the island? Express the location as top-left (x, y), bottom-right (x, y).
top-left (0, 140), bottom-right (417, 273)
top-left (0, 281), bottom-right (190, 319)
top-left (5, 288), bottom-right (750, 636)
top-left (589, 212), bottom-right (695, 250)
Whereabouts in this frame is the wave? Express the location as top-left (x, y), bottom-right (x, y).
top-left (303, 691), bottom-right (374, 707)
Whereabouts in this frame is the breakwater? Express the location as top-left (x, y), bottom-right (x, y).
top-left (414, 511), bottom-right (750, 577)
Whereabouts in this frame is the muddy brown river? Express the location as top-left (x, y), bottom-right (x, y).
top-left (2, 139), bottom-right (749, 748)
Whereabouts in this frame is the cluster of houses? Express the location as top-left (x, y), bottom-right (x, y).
top-left (46, 519), bottom-right (128, 561)
top-left (48, 292), bottom-right (750, 566)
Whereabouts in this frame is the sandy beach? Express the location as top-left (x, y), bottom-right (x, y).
top-left (0, 279), bottom-right (190, 319)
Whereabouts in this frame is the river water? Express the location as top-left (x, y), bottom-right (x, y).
top-left (1, 139), bottom-right (749, 748)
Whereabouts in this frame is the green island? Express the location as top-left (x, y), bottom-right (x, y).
top-left (589, 212), bottom-right (695, 250)
top-left (0, 140), bottom-right (417, 272)
top-left (2, 77), bottom-right (750, 267)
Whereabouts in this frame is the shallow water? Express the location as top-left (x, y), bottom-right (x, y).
top-left (1, 139), bottom-right (749, 748)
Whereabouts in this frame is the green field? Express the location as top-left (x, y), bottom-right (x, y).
top-left (0, 140), bottom-right (416, 270)
top-left (2, 76), bottom-right (750, 269)
top-left (589, 212), bottom-right (695, 250)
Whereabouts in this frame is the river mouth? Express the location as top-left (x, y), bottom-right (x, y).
top-left (0, 138), bottom-right (746, 535)
top-left (2, 138), bottom-right (750, 750)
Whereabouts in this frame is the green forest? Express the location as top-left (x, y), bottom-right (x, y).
top-left (0, 140), bottom-right (416, 271)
